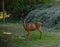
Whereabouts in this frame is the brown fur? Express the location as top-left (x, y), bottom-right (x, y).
top-left (23, 22), bottom-right (42, 39)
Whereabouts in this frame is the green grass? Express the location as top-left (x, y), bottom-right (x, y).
top-left (0, 23), bottom-right (60, 47)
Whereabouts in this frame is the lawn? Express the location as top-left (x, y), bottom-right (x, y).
top-left (0, 23), bottom-right (60, 47)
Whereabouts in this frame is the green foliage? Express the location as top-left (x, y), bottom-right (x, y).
top-left (54, 22), bottom-right (60, 29)
top-left (26, 7), bottom-right (60, 27)
top-left (1, 0), bottom-right (60, 28)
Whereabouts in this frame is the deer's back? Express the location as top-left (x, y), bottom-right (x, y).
top-left (34, 22), bottom-right (42, 28)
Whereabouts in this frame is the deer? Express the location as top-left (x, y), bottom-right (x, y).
top-left (21, 16), bottom-right (42, 40)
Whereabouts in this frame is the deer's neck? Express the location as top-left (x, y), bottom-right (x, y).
top-left (23, 20), bottom-right (27, 29)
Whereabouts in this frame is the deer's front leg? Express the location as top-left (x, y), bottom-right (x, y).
top-left (26, 31), bottom-right (30, 40)
top-left (37, 28), bottom-right (42, 39)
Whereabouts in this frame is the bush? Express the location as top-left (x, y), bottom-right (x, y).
top-left (25, 7), bottom-right (60, 28)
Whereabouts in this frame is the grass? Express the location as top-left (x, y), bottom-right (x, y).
top-left (0, 23), bottom-right (60, 47)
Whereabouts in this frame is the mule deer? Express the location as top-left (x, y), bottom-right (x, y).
top-left (21, 16), bottom-right (42, 40)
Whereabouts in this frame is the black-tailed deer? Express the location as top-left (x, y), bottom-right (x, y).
top-left (21, 16), bottom-right (42, 40)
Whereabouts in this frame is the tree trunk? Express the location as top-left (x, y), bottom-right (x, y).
top-left (2, 0), bottom-right (5, 23)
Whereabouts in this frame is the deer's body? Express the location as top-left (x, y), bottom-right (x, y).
top-left (23, 22), bottom-right (42, 31)
top-left (23, 22), bottom-right (42, 39)
top-left (21, 16), bottom-right (42, 40)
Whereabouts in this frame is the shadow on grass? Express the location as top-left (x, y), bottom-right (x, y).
top-left (0, 33), bottom-right (26, 47)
